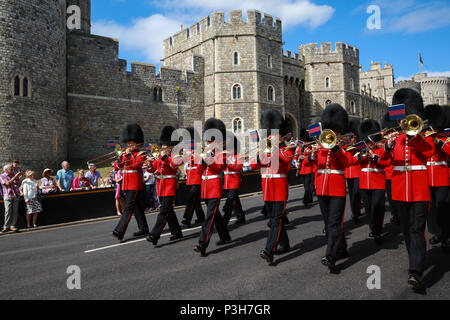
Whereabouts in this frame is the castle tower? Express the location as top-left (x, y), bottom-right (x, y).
top-left (162, 10), bottom-right (284, 132)
top-left (0, 0), bottom-right (68, 173)
top-left (67, 0), bottom-right (91, 34)
top-left (300, 42), bottom-right (360, 123)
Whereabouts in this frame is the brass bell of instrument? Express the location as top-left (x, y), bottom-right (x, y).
top-left (318, 129), bottom-right (337, 149)
top-left (400, 114), bottom-right (423, 136)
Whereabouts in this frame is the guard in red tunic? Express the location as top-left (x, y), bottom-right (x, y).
top-left (383, 88), bottom-right (435, 289)
top-left (146, 126), bottom-right (183, 246)
top-left (181, 127), bottom-right (205, 226)
top-left (424, 104), bottom-right (450, 250)
top-left (250, 109), bottom-right (294, 264)
top-left (356, 119), bottom-right (391, 243)
top-left (222, 133), bottom-right (245, 226)
top-left (308, 104), bottom-right (353, 272)
top-left (294, 128), bottom-right (315, 207)
top-left (112, 123), bottom-right (149, 241)
top-left (194, 118), bottom-right (231, 257)
top-left (345, 118), bottom-right (362, 222)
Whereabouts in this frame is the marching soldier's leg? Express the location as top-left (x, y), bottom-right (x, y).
top-left (222, 190), bottom-right (234, 225)
top-left (266, 201), bottom-right (288, 255)
top-left (182, 186), bottom-right (197, 225)
top-left (133, 190), bottom-right (149, 236)
top-left (409, 202), bottom-right (428, 277)
top-left (360, 189), bottom-right (371, 227)
top-left (148, 196), bottom-right (172, 244)
top-left (386, 180), bottom-right (399, 224)
top-left (199, 198), bottom-right (221, 249)
top-left (193, 185), bottom-right (205, 222)
top-left (234, 191), bottom-right (245, 222)
top-left (213, 202), bottom-right (231, 243)
top-left (396, 201), bottom-right (412, 253)
top-left (427, 187), bottom-right (442, 242)
top-left (303, 174), bottom-right (313, 205)
top-left (113, 190), bottom-right (137, 239)
top-left (373, 189), bottom-right (386, 236)
top-left (436, 186), bottom-right (450, 248)
top-left (317, 196), bottom-right (330, 238)
top-left (326, 196), bottom-right (347, 261)
top-left (166, 196), bottom-right (183, 238)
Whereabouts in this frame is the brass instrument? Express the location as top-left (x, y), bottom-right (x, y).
top-left (318, 129), bottom-right (337, 149)
top-left (87, 143), bottom-right (143, 167)
top-left (400, 114), bottom-right (423, 136)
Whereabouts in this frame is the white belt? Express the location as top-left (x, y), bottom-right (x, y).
top-left (122, 170), bottom-right (138, 174)
top-left (427, 161), bottom-right (447, 166)
top-left (202, 175), bottom-right (221, 180)
top-left (186, 167), bottom-right (198, 170)
top-left (394, 165), bottom-right (427, 171)
top-left (361, 168), bottom-right (385, 173)
top-left (157, 175), bottom-right (177, 179)
top-left (261, 174), bottom-right (287, 179)
top-left (317, 169), bottom-right (344, 175)
top-left (224, 171), bottom-right (240, 175)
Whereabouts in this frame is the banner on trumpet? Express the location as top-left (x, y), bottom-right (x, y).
top-left (308, 122), bottom-right (322, 137)
top-left (388, 104), bottom-right (406, 120)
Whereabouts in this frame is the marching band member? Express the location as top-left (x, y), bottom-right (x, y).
top-left (146, 126), bottom-right (183, 246)
top-left (294, 128), bottom-right (315, 207)
top-left (181, 127), bottom-right (205, 227)
top-left (383, 88), bottom-right (435, 289)
top-left (194, 118), bottom-right (231, 257)
top-left (222, 132), bottom-right (246, 226)
top-left (112, 123), bottom-right (150, 241)
top-left (423, 104), bottom-right (449, 250)
top-left (356, 119), bottom-right (391, 244)
top-left (308, 104), bottom-right (353, 272)
top-left (251, 109), bottom-right (294, 265)
top-left (345, 118), bottom-right (362, 222)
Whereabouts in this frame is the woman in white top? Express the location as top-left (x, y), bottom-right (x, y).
top-left (20, 170), bottom-right (42, 228)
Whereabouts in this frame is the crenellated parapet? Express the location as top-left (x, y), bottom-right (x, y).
top-left (299, 42), bottom-right (359, 66)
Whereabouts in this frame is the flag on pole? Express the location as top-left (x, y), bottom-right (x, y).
top-left (108, 140), bottom-right (116, 149)
top-left (249, 130), bottom-right (260, 143)
top-left (419, 53), bottom-right (424, 67)
top-left (189, 140), bottom-right (196, 150)
top-left (308, 122), bottom-right (322, 137)
top-left (297, 140), bottom-right (305, 148)
top-left (145, 143), bottom-right (152, 153)
top-left (388, 104), bottom-right (406, 120)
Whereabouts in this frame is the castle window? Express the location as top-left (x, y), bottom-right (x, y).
top-left (158, 88), bottom-right (163, 102)
top-left (13, 76), bottom-right (20, 96)
top-left (170, 37), bottom-right (173, 47)
top-left (233, 118), bottom-right (243, 133)
top-left (197, 23), bottom-right (200, 34)
top-left (187, 29), bottom-right (190, 38)
top-left (153, 88), bottom-right (158, 101)
top-left (350, 78), bottom-right (354, 91)
top-left (267, 55), bottom-right (273, 69)
top-left (362, 84), bottom-right (366, 92)
top-left (325, 77), bottom-right (330, 88)
top-left (207, 16), bottom-right (210, 26)
top-left (232, 84), bottom-right (242, 100)
top-left (351, 101), bottom-right (356, 114)
top-left (267, 86), bottom-right (274, 102)
top-left (233, 52), bottom-right (239, 65)
top-left (22, 78), bottom-right (28, 97)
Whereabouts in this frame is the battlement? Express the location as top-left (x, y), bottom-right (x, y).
top-left (282, 50), bottom-right (302, 65)
top-left (299, 42), bottom-right (359, 64)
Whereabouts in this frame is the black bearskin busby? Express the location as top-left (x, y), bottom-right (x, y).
top-left (381, 112), bottom-right (397, 130)
top-left (424, 104), bottom-right (447, 133)
top-left (358, 119), bottom-right (381, 142)
top-left (186, 126), bottom-right (200, 141)
top-left (392, 88), bottom-right (424, 117)
top-left (203, 118), bottom-right (226, 142)
top-left (122, 123), bottom-right (144, 144)
top-left (347, 118), bottom-right (361, 139)
top-left (299, 128), bottom-right (310, 142)
top-left (321, 104), bottom-right (348, 134)
top-left (261, 109), bottom-right (284, 135)
top-left (159, 126), bottom-right (178, 147)
top-left (225, 131), bottom-right (240, 154)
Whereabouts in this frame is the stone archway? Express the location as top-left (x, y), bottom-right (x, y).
top-left (284, 112), bottom-right (298, 138)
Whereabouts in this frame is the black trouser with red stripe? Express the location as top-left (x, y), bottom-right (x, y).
top-left (182, 185), bottom-right (205, 223)
top-left (302, 174), bottom-right (314, 205)
top-left (360, 189), bottom-right (385, 236)
top-left (346, 178), bottom-right (361, 217)
top-left (318, 196), bottom-right (347, 260)
top-left (265, 201), bottom-right (289, 253)
top-left (114, 190), bottom-right (149, 237)
top-left (199, 198), bottom-right (230, 248)
top-left (385, 179), bottom-right (398, 221)
top-left (223, 189), bottom-right (245, 225)
top-left (150, 196), bottom-right (182, 239)
top-left (394, 201), bottom-right (429, 275)
top-left (427, 186), bottom-right (450, 240)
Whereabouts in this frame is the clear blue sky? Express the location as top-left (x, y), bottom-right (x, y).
top-left (91, 0), bottom-right (450, 81)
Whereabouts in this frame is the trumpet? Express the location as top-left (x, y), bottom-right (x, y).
top-left (401, 114), bottom-right (424, 136)
top-left (317, 130), bottom-right (355, 149)
top-left (87, 143), bottom-right (145, 167)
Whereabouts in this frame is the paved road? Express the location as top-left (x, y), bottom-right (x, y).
top-left (0, 186), bottom-right (449, 300)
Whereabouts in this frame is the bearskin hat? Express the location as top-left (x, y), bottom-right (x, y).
top-left (203, 118), bottom-right (226, 142)
top-left (159, 126), bottom-right (178, 147)
top-left (122, 123), bottom-right (144, 144)
top-left (381, 112), bottom-right (397, 130)
top-left (279, 118), bottom-right (292, 137)
top-left (261, 109), bottom-right (284, 135)
top-left (424, 104), bottom-right (447, 133)
top-left (392, 88), bottom-right (424, 117)
top-left (347, 118), bottom-right (361, 139)
top-left (299, 128), bottom-right (310, 142)
top-left (186, 126), bottom-right (200, 141)
top-left (444, 106), bottom-right (450, 128)
top-left (358, 119), bottom-right (381, 142)
top-left (225, 131), bottom-right (240, 153)
top-left (321, 104), bottom-right (348, 134)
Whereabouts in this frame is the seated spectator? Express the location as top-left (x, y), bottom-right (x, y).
top-left (86, 163), bottom-right (103, 189)
top-left (20, 170), bottom-right (42, 228)
top-left (39, 168), bottom-right (58, 194)
top-left (0, 163), bottom-right (22, 232)
top-left (56, 161), bottom-right (74, 192)
top-left (72, 169), bottom-right (92, 191)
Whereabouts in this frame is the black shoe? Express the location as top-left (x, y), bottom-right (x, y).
top-left (146, 234), bottom-right (158, 246)
top-left (321, 255), bottom-right (337, 272)
top-left (275, 245), bottom-right (291, 255)
top-left (408, 273), bottom-right (423, 289)
top-left (390, 215), bottom-right (400, 226)
top-left (260, 249), bottom-right (274, 264)
top-left (112, 230), bottom-right (124, 241)
top-left (181, 219), bottom-right (191, 227)
top-left (133, 230), bottom-right (149, 237)
top-left (374, 234), bottom-right (383, 244)
top-left (429, 235), bottom-right (442, 245)
top-left (194, 218), bottom-right (205, 224)
top-left (194, 245), bottom-right (206, 257)
top-left (234, 218), bottom-right (246, 225)
top-left (216, 239), bottom-right (231, 246)
top-left (169, 233), bottom-right (183, 241)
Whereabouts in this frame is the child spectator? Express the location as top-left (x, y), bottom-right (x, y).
top-left (39, 168), bottom-right (58, 194)
top-left (20, 170), bottom-right (42, 228)
top-left (72, 169), bottom-right (92, 191)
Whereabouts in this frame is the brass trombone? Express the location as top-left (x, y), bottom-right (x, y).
top-left (87, 143), bottom-right (145, 167)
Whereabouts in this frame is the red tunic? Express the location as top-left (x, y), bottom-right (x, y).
top-left (311, 147), bottom-right (353, 197)
top-left (224, 154), bottom-right (243, 190)
top-left (344, 150), bottom-right (361, 179)
top-left (198, 152), bottom-right (226, 199)
top-left (357, 148), bottom-right (391, 190)
top-left (381, 134), bottom-right (435, 202)
top-left (114, 150), bottom-right (146, 191)
top-left (296, 146), bottom-right (315, 175)
top-left (384, 163), bottom-right (393, 180)
top-left (427, 137), bottom-right (450, 187)
top-left (250, 145), bottom-right (294, 202)
top-left (148, 155), bottom-right (179, 197)
top-left (185, 154), bottom-right (202, 186)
